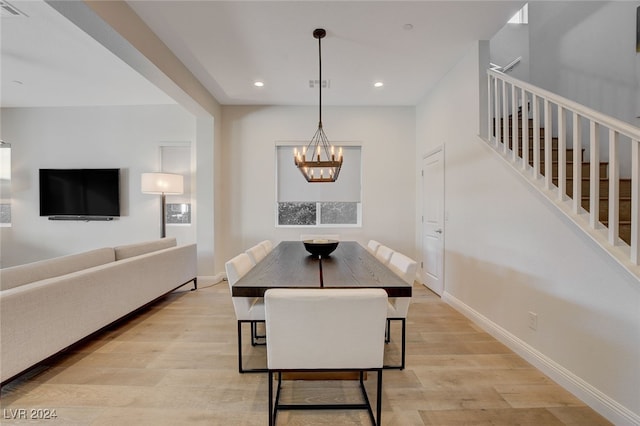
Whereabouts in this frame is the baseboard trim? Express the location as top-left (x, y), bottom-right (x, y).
top-left (443, 291), bottom-right (640, 426)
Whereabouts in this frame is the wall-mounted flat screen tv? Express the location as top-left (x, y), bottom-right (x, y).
top-left (39, 169), bottom-right (120, 217)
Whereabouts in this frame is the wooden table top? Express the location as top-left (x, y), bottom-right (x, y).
top-left (231, 241), bottom-right (412, 298)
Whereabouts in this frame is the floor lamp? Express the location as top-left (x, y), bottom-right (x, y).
top-left (141, 172), bottom-right (184, 238)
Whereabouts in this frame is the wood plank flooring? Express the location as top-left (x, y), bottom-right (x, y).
top-left (0, 282), bottom-right (611, 425)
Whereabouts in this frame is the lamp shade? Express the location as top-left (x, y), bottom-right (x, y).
top-left (141, 173), bottom-right (183, 195)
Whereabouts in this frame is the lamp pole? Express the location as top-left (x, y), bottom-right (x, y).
top-left (161, 192), bottom-right (167, 238)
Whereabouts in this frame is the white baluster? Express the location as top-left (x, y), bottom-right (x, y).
top-left (522, 88), bottom-right (529, 171)
top-left (494, 76), bottom-right (500, 147)
top-left (544, 99), bottom-right (552, 189)
top-left (632, 141), bottom-right (640, 264)
top-left (487, 75), bottom-right (493, 143)
top-left (557, 106), bottom-right (566, 201)
top-left (511, 84), bottom-right (519, 162)
top-left (502, 80), bottom-right (509, 154)
top-left (532, 95), bottom-right (540, 178)
top-left (589, 121), bottom-right (600, 229)
top-left (608, 129), bottom-right (619, 245)
top-left (572, 113), bottom-right (582, 214)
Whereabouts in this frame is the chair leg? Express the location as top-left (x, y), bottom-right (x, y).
top-left (358, 371), bottom-right (375, 425)
top-left (385, 318), bottom-right (391, 343)
top-left (237, 321), bottom-right (243, 373)
top-left (400, 318), bottom-right (406, 370)
top-left (376, 369), bottom-right (383, 425)
top-left (272, 368), bottom-right (381, 424)
top-left (238, 321), bottom-right (268, 373)
top-left (251, 321), bottom-right (257, 346)
top-left (252, 321), bottom-right (266, 346)
top-left (268, 371), bottom-right (274, 426)
top-left (272, 372), bottom-right (282, 425)
top-left (383, 317), bottom-right (406, 370)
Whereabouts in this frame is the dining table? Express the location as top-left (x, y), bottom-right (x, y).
top-left (231, 240), bottom-right (412, 298)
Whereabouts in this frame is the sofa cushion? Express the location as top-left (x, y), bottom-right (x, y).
top-left (114, 237), bottom-right (177, 260)
top-left (0, 247), bottom-right (115, 291)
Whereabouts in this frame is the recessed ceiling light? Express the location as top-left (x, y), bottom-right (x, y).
top-left (254, 81), bottom-right (264, 87)
top-left (403, 24), bottom-right (414, 31)
top-left (374, 81), bottom-right (384, 88)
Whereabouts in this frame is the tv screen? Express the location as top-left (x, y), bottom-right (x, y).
top-left (39, 169), bottom-right (120, 217)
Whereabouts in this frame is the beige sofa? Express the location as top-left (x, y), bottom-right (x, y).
top-left (0, 238), bottom-right (197, 384)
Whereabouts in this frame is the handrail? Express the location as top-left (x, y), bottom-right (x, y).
top-left (488, 69), bottom-right (640, 141)
top-left (486, 68), bottom-right (640, 279)
top-left (490, 57), bottom-right (522, 74)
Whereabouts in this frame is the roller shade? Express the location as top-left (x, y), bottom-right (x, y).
top-left (277, 145), bottom-right (361, 203)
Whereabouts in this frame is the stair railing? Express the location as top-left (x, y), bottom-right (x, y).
top-left (489, 56), bottom-right (522, 74)
top-left (487, 69), bottom-right (640, 272)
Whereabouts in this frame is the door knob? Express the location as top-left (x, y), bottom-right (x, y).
top-left (435, 229), bottom-right (443, 234)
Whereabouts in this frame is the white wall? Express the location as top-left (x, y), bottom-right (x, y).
top-left (416, 42), bottom-right (640, 424)
top-left (529, 2), bottom-right (638, 127)
top-left (491, 3), bottom-right (639, 176)
top-left (0, 104), bottom-right (197, 267)
top-left (490, 22), bottom-right (530, 83)
top-left (218, 105), bottom-right (415, 270)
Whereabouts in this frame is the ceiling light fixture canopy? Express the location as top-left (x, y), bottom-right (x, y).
top-left (294, 28), bottom-right (342, 183)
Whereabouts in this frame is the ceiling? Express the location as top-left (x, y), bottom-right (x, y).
top-left (0, 0), bottom-right (175, 108)
top-left (1, 0), bottom-right (525, 108)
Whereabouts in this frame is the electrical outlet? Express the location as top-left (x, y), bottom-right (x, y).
top-left (528, 311), bottom-right (538, 330)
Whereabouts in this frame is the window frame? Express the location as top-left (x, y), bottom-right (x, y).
top-left (275, 141), bottom-right (363, 228)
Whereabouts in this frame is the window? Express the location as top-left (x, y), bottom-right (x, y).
top-left (508, 4), bottom-right (528, 24)
top-left (160, 144), bottom-right (192, 225)
top-left (0, 143), bottom-right (11, 227)
top-left (276, 144), bottom-right (361, 227)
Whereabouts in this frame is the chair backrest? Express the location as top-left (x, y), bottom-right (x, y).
top-left (300, 234), bottom-right (340, 242)
top-left (388, 251), bottom-right (418, 285)
top-left (265, 288), bottom-right (387, 370)
top-left (259, 239), bottom-right (274, 254)
top-left (225, 252), bottom-right (254, 286)
top-left (225, 253), bottom-right (258, 319)
top-left (375, 245), bottom-right (394, 265)
top-left (367, 239), bottom-right (381, 255)
top-left (246, 243), bottom-right (267, 265)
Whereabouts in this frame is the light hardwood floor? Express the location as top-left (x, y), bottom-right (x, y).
top-left (0, 282), bottom-right (611, 425)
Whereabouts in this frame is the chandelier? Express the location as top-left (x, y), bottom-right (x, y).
top-left (294, 28), bottom-right (343, 183)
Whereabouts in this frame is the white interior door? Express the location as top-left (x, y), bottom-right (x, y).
top-left (421, 148), bottom-right (444, 296)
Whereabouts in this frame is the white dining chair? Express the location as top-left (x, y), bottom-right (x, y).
top-left (225, 252), bottom-right (267, 373)
top-left (259, 239), bottom-right (274, 254)
top-left (375, 244), bottom-right (394, 265)
top-left (246, 243), bottom-right (268, 265)
top-left (265, 288), bottom-right (387, 426)
top-left (384, 251), bottom-right (417, 370)
top-left (300, 234), bottom-right (340, 241)
top-left (367, 239), bottom-right (381, 255)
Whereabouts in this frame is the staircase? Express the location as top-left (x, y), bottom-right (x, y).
top-left (496, 111), bottom-right (633, 244)
top-left (487, 69), bottom-right (640, 279)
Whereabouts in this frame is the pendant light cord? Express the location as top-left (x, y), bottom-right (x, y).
top-left (318, 33), bottom-right (322, 126)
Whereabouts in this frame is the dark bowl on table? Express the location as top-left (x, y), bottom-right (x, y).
top-left (303, 240), bottom-right (339, 258)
